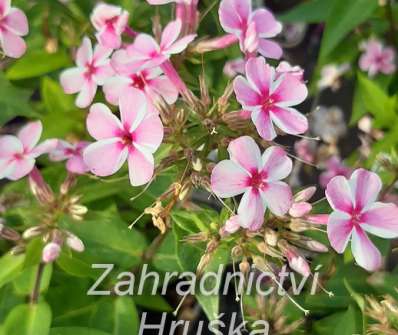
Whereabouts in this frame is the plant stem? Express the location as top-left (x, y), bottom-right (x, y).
top-left (386, 0), bottom-right (397, 48)
top-left (30, 262), bottom-right (45, 304)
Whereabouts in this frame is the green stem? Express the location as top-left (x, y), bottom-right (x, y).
top-left (30, 262), bottom-right (45, 304)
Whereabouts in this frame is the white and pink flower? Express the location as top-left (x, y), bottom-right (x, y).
top-left (211, 136), bottom-right (293, 231)
top-left (0, 0), bottom-right (28, 58)
top-left (359, 39), bottom-right (396, 77)
top-left (90, 3), bottom-right (129, 49)
top-left (103, 67), bottom-right (178, 106)
top-left (320, 156), bottom-right (352, 188)
top-left (234, 57), bottom-right (308, 140)
top-left (49, 140), bottom-right (90, 174)
top-left (326, 168), bottom-right (398, 271)
top-left (0, 121), bottom-right (57, 181)
top-left (219, 0), bottom-right (282, 58)
top-left (60, 37), bottom-right (114, 108)
top-left (83, 88), bottom-right (164, 186)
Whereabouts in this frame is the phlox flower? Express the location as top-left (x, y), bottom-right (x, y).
top-left (103, 66), bottom-right (178, 106)
top-left (60, 37), bottom-right (114, 108)
top-left (0, 0), bottom-right (28, 58)
top-left (219, 0), bottom-right (282, 58)
top-left (359, 39), bottom-right (396, 77)
top-left (0, 121), bottom-right (57, 180)
top-left (234, 57), bottom-right (308, 141)
top-left (90, 3), bottom-right (129, 49)
top-left (320, 156), bottom-right (352, 188)
top-left (49, 140), bottom-right (90, 174)
top-left (112, 19), bottom-right (196, 73)
top-left (83, 88), bottom-right (164, 186)
top-left (326, 169), bottom-right (398, 271)
top-left (223, 58), bottom-right (245, 78)
top-left (317, 63), bottom-right (350, 91)
top-left (276, 61), bottom-right (304, 82)
top-left (211, 136), bottom-right (293, 231)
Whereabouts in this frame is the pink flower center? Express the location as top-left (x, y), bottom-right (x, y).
top-left (130, 74), bottom-right (146, 90)
top-left (84, 62), bottom-right (97, 79)
top-left (350, 209), bottom-right (363, 226)
top-left (249, 170), bottom-right (267, 190)
top-left (13, 153), bottom-right (24, 160)
top-left (261, 97), bottom-right (275, 110)
top-left (120, 130), bottom-right (135, 149)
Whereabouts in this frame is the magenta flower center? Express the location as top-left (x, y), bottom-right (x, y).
top-left (130, 74), bottom-right (146, 90)
top-left (84, 62), bottom-right (97, 79)
top-left (350, 209), bottom-right (363, 226)
top-left (249, 170), bottom-right (267, 189)
top-left (262, 97), bottom-right (275, 110)
top-left (120, 130), bottom-right (135, 148)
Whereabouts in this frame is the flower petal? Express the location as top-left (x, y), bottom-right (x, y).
top-left (0, 159), bottom-right (15, 179)
top-left (66, 156), bottom-right (88, 174)
top-left (219, 0), bottom-right (251, 34)
top-left (60, 68), bottom-right (85, 94)
top-left (17, 121), bottom-right (42, 151)
top-left (361, 202), bottom-right (398, 238)
top-left (7, 157), bottom-right (35, 180)
top-left (327, 210), bottom-right (352, 253)
top-left (251, 109), bottom-right (276, 140)
top-left (260, 181), bottom-right (292, 216)
top-left (227, 136), bottom-right (261, 173)
top-left (261, 146), bottom-right (292, 181)
top-left (272, 74), bottom-right (308, 106)
top-left (325, 175), bottom-right (353, 213)
top-left (245, 57), bottom-right (272, 96)
top-left (258, 39), bottom-right (283, 59)
top-left (0, 0), bottom-right (11, 17)
top-left (211, 160), bottom-right (249, 197)
top-left (31, 139), bottom-right (58, 157)
top-left (103, 76), bottom-right (130, 105)
top-left (127, 146), bottom-right (154, 186)
top-left (0, 29), bottom-right (26, 58)
top-left (4, 8), bottom-right (28, 36)
top-left (119, 88), bottom-right (147, 132)
top-left (75, 82), bottom-right (97, 109)
top-left (270, 106), bottom-right (308, 136)
top-left (349, 168), bottom-right (382, 212)
top-left (160, 20), bottom-right (182, 50)
top-left (76, 37), bottom-right (93, 68)
top-left (238, 189), bottom-right (265, 231)
top-left (164, 34), bottom-right (196, 55)
top-left (250, 9), bottom-right (282, 38)
top-left (83, 138), bottom-right (128, 176)
top-left (133, 113), bottom-right (164, 153)
top-left (147, 75), bottom-right (179, 104)
top-left (233, 76), bottom-right (262, 108)
top-left (0, 135), bottom-right (23, 159)
top-left (351, 227), bottom-right (382, 272)
top-left (87, 103), bottom-right (122, 140)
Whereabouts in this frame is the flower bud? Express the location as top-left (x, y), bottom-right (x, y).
top-left (264, 228), bottom-right (278, 246)
top-left (0, 223), bottom-right (21, 241)
top-left (223, 216), bottom-right (241, 235)
top-left (289, 202), bottom-right (312, 218)
top-left (28, 168), bottom-right (54, 205)
top-left (279, 240), bottom-right (310, 277)
top-left (42, 242), bottom-right (61, 263)
top-left (66, 233), bottom-right (84, 252)
top-left (304, 240), bottom-right (328, 253)
top-left (294, 186), bottom-right (316, 202)
top-left (23, 226), bottom-right (45, 239)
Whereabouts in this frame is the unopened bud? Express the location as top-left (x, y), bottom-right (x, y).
top-left (289, 202), bottom-right (312, 218)
top-left (66, 233), bottom-right (84, 252)
top-left (231, 245), bottom-right (242, 258)
top-left (60, 173), bottom-right (77, 195)
top-left (279, 240), bottom-right (310, 277)
top-left (305, 240), bottom-right (328, 253)
top-left (29, 168), bottom-right (54, 205)
top-left (264, 228), bottom-right (278, 246)
top-left (196, 253), bottom-right (211, 276)
top-left (0, 224), bottom-right (21, 241)
top-left (294, 186), bottom-right (316, 203)
top-left (42, 242), bottom-right (61, 263)
top-left (239, 260), bottom-right (250, 275)
top-left (69, 204), bottom-right (88, 216)
top-left (23, 226), bottom-right (45, 239)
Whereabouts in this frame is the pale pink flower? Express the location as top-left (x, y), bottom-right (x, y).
top-left (219, 0), bottom-right (282, 58)
top-left (103, 67), bottom-right (178, 106)
top-left (223, 58), bottom-right (245, 78)
top-left (320, 156), bottom-right (352, 188)
top-left (49, 140), bottom-right (90, 174)
top-left (317, 63), bottom-right (350, 91)
top-left (294, 139), bottom-right (316, 164)
top-left (0, 0), bottom-right (28, 58)
top-left (0, 121), bottom-right (57, 181)
top-left (211, 136), bottom-right (293, 231)
top-left (359, 39), bottom-right (396, 77)
top-left (219, 215), bottom-right (241, 236)
top-left (326, 168), bottom-right (398, 271)
top-left (234, 57), bottom-right (308, 140)
top-left (90, 3), bottom-right (129, 49)
top-left (60, 37), bottom-right (114, 108)
top-left (112, 19), bottom-right (196, 72)
top-left (42, 242), bottom-right (61, 263)
top-left (276, 61), bottom-right (304, 82)
top-left (83, 89), bottom-right (164, 186)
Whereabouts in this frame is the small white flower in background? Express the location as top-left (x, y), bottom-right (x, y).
top-left (317, 63), bottom-right (350, 91)
top-left (310, 106), bottom-right (347, 143)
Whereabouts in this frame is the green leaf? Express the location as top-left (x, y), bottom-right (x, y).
top-left (50, 328), bottom-right (110, 335)
top-left (152, 231), bottom-right (181, 273)
top-left (0, 73), bottom-right (36, 126)
top-left (56, 251), bottom-right (98, 279)
top-left (89, 297), bottom-right (139, 335)
top-left (319, 0), bottom-right (378, 60)
top-left (133, 294), bottom-right (172, 312)
top-left (279, 0), bottom-right (333, 23)
top-left (0, 253), bottom-right (25, 289)
top-left (64, 209), bottom-right (148, 268)
top-left (6, 50), bottom-right (71, 80)
top-left (3, 302), bottom-right (52, 335)
top-left (13, 264), bottom-right (53, 296)
top-left (356, 72), bottom-right (397, 128)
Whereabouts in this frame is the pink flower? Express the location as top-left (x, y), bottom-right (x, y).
top-left (294, 139), bottom-right (316, 164)
top-left (289, 186), bottom-right (316, 218)
top-left (223, 58), bottom-right (245, 78)
top-left (90, 3), bottom-right (129, 49)
top-left (219, 215), bottom-right (241, 236)
top-left (112, 19), bottom-right (196, 72)
top-left (219, 0), bottom-right (282, 58)
top-left (284, 247), bottom-right (310, 276)
top-left (103, 67), bottom-right (178, 106)
top-left (319, 156), bottom-right (352, 188)
top-left (326, 168), bottom-right (398, 271)
top-left (211, 136), bottom-right (293, 231)
top-left (60, 37), bottom-right (114, 108)
top-left (0, 0), bottom-right (28, 58)
top-left (234, 57), bottom-right (308, 140)
top-left (83, 88), bottom-right (164, 186)
top-left (276, 61), bottom-right (304, 82)
top-left (42, 242), bottom-right (61, 263)
top-left (0, 121), bottom-right (57, 181)
top-left (359, 39), bottom-right (396, 77)
top-left (49, 140), bottom-right (90, 174)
